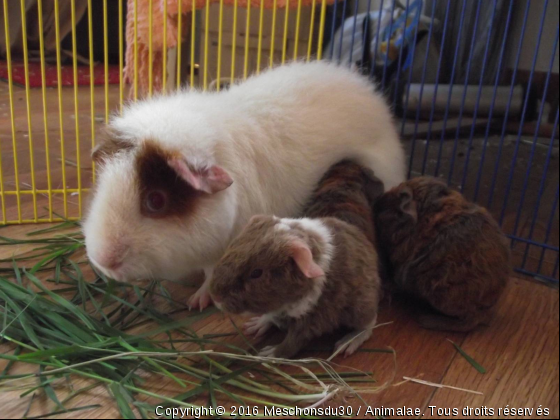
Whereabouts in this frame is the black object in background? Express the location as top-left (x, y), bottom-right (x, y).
top-left (61, 1), bottom-right (126, 65)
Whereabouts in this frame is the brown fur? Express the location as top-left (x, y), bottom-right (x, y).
top-left (374, 176), bottom-right (511, 332)
top-left (210, 215), bottom-right (382, 359)
top-left (303, 160), bottom-right (385, 244)
top-left (135, 141), bottom-right (201, 218)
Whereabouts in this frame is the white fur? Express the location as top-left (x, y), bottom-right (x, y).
top-left (285, 217), bottom-right (335, 272)
top-left (280, 218), bottom-right (334, 319)
top-left (83, 61), bottom-right (405, 285)
top-left (333, 315), bottom-right (378, 358)
top-left (244, 314), bottom-right (276, 337)
top-left (274, 220), bottom-right (291, 232)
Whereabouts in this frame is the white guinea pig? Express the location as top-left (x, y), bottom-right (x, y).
top-left (83, 61), bottom-right (405, 309)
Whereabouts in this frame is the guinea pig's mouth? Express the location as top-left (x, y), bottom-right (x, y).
top-left (88, 256), bottom-right (132, 283)
top-left (211, 297), bottom-right (243, 315)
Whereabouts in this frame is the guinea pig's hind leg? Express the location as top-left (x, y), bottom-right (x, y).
top-left (259, 327), bottom-right (312, 359)
top-left (334, 316), bottom-right (377, 358)
top-left (258, 345), bottom-right (279, 358)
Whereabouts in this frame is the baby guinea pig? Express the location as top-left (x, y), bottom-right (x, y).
top-left (374, 177), bottom-right (511, 332)
top-left (209, 215), bottom-right (382, 359)
top-left (302, 160), bottom-right (389, 285)
top-left (303, 160), bottom-right (385, 244)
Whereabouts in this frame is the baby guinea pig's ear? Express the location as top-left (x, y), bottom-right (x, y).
top-left (289, 239), bottom-right (325, 279)
top-left (92, 127), bottom-right (134, 164)
top-left (399, 186), bottom-right (418, 221)
top-left (168, 158), bottom-right (233, 194)
top-left (249, 214), bottom-right (271, 225)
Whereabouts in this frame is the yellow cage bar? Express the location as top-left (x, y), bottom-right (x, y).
top-left (0, 0), bottom-right (330, 225)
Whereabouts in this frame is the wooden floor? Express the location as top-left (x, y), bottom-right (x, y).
top-left (0, 222), bottom-right (558, 419)
top-left (0, 77), bottom-right (558, 418)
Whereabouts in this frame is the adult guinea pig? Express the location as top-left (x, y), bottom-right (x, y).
top-left (83, 61), bottom-right (405, 309)
top-left (209, 215), bottom-right (382, 359)
top-left (374, 177), bottom-right (511, 332)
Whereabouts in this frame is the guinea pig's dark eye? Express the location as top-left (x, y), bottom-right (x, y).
top-left (249, 269), bottom-right (263, 279)
top-left (145, 190), bottom-right (167, 213)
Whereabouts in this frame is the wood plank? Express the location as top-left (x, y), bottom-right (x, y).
top-left (424, 278), bottom-right (559, 419)
top-left (316, 296), bottom-right (467, 419)
top-left (1, 233), bottom-right (558, 419)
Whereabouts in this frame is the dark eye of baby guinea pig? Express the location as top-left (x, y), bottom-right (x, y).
top-left (209, 215), bottom-right (320, 316)
top-left (374, 176), bottom-right (511, 332)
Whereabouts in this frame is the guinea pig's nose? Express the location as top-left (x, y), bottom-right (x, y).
top-left (106, 260), bottom-right (124, 270)
top-left (92, 247), bottom-right (127, 271)
top-left (97, 255), bottom-right (123, 271)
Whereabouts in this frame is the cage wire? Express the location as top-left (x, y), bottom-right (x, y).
top-left (0, 0), bottom-right (558, 284)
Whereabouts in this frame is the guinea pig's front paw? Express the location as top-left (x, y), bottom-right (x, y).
top-left (244, 316), bottom-right (274, 338)
top-left (188, 287), bottom-right (213, 311)
top-left (258, 346), bottom-right (278, 358)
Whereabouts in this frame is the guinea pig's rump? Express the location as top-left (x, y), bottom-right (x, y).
top-left (304, 160), bottom-right (384, 244)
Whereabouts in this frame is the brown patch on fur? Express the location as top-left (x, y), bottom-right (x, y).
top-left (304, 160), bottom-right (385, 244)
top-left (210, 215), bottom-right (382, 359)
top-left (374, 176), bottom-right (511, 332)
top-left (92, 127), bottom-right (135, 164)
top-left (135, 141), bottom-right (201, 219)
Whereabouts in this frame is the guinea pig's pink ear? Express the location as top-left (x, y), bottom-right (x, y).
top-left (168, 158), bottom-right (233, 194)
top-left (289, 240), bottom-right (325, 279)
top-left (399, 186), bottom-right (417, 221)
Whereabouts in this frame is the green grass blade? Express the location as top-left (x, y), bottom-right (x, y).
top-left (18, 345), bottom-right (87, 361)
top-left (84, 285), bottom-right (112, 326)
top-left (24, 270), bottom-right (103, 341)
top-left (173, 363), bottom-right (257, 403)
top-left (109, 383), bottom-right (137, 419)
top-left (54, 259), bottom-right (61, 285)
top-left (0, 290), bottom-right (44, 350)
top-left (61, 383), bottom-right (101, 405)
top-left (13, 260), bottom-right (22, 285)
top-left (22, 393), bottom-right (36, 418)
top-left (26, 221), bottom-right (78, 237)
top-left (203, 333), bottom-right (237, 339)
top-left (449, 340), bottom-right (487, 374)
top-left (208, 365), bottom-right (217, 409)
top-left (132, 308), bottom-right (219, 340)
top-left (29, 244), bottom-right (82, 274)
top-left (118, 339), bottom-right (187, 389)
top-left (39, 366), bottom-right (65, 410)
top-left (358, 348), bottom-right (395, 354)
top-left (0, 346), bottom-right (22, 377)
top-left (25, 405), bottom-right (101, 419)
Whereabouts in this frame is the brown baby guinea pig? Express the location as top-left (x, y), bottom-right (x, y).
top-left (374, 176), bottom-right (511, 332)
top-left (303, 160), bottom-right (385, 244)
top-left (209, 214), bottom-right (382, 359)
